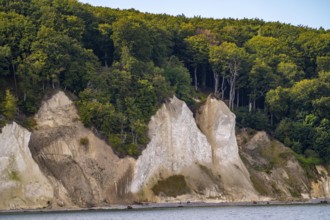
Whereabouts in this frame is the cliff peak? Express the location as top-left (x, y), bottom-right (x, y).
top-left (131, 96), bottom-right (213, 200)
top-left (35, 91), bottom-right (78, 128)
top-left (196, 96), bottom-right (258, 200)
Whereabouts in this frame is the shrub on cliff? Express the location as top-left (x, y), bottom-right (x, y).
top-left (1, 90), bottom-right (17, 121)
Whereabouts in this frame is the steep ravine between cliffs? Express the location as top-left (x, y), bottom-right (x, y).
top-left (0, 91), bottom-right (329, 210)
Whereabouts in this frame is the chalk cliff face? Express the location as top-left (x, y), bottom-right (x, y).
top-left (196, 97), bottom-right (258, 200)
top-left (29, 91), bottom-right (134, 208)
top-left (131, 96), bottom-right (258, 201)
top-left (131, 97), bottom-right (214, 200)
top-left (1, 91), bottom-right (329, 210)
top-left (311, 166), bottom-right (330, 198)
top-left (0, 122), bottom-right (53, 210)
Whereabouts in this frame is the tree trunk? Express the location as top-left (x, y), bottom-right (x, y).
top-left (271, 113), bottom-right (273, 126)
top-left (120, 117), bottom-right (127, 143)
top-left (242, 93), bottom-right (244, 107)
top-left (213, 69), bottom-right (219, 95)
top-left (228, 64), bottom-right (237, 109)
top-left (131, 126), bottom-right (138, 145)
top-left (229, 76), bottom-right (235, 109)
top-left (202, 64), bottom-right (206, 87)
top-left (221, 74), bottom-right (225, 100)
top-left (194, 66), bottom-right (198, 91)
top-left (236, 89), bottom-right (239, 108)
top-left (104, 51), bottom-right (108, 68)
top-left (11, 64), bottom-right (17, 95)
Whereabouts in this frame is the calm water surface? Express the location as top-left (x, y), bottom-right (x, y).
top-left (1, 204), bottom-right (329, 220)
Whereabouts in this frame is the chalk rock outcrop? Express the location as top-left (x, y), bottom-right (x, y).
top-left (131, 97), bottom-right (215, 200)
top-left (196, 96), bottom-right (258, 200)
top-left (311, 165), bottom-right (330, 198)
top-left (29, 91), bottom-right (134, 207)
top-left (131, 96), bottom-right (258, 201)
top-left (0, 122), bottom-right (53, 210)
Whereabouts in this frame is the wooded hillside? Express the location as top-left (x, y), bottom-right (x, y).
top-left (0, 0), bottom-right (329, 163)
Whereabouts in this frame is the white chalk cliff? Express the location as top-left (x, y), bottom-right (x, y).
top-left (0, 91), bottom-right (329, 210)
top-left (196, 97), bottom-right (258, 200)
top-left (131, 96), bottom-right (258, 201)
top-left (131, 97), bottom-right (215, 200)
top-left (0, 122), bottom-right (53, 210)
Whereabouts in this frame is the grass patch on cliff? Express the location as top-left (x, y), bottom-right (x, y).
top-left (80, 137), bottom-right (90, 151)
top-left (152, 175), bottom-right (190, 197)
top-left (294, 153), bottom-right (321, 179)
top-left (287, 176), bottom-right (302, 198)
top-left (79, 137), bottom-right (89, 146)
top-left (22, 117), bottom-right (37, 130)
top-left (294, 153), bottom-right (321, 167)
top-left (258, 141), bottom-right (294, 168)
top-left (250, 173), bottom-right (269, 196)
top-left (9, 170), bottom-right (21, 181)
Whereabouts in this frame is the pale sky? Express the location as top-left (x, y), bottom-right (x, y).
top-left (78, 0), bottom-right (330, 30)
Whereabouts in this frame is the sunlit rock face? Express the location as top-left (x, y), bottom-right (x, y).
top-left (2, 90), bottom-right (329, 210)
top-left (311, 165), bottom-right (330, 199)
top-left (196, 96), bottom-right (258, 200)
top-left (29, 91), bottom-right (135, 208)
top-left (0, 122), bottom-right (53, 210)
top-left (131, 97), bottom-right (216, 200)
top-left (131, 96), bottom-right (258, 201)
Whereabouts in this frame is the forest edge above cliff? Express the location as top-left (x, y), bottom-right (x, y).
top-left (0, 0), bottom-right (329, 164)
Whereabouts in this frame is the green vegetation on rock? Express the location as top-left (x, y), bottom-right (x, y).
top-left (79, 137), bottom-right (89, 146)
top-left (152, 175), bottom-right (190, 197)
top-left (9, 170), bottom-right (20, 182)
top-left (1, 90), bottom-right (17, 121)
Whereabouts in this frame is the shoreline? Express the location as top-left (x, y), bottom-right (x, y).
top-left (1, 198), bottom-right (329, 214)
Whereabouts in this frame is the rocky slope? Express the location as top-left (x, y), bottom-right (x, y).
top-left (0, 91), bottom-right (329, 210)
top-left (0, 122), bottom-right (53, 210)
top-left (29, 91), bottom-right (134, 208)
top-left (238, 130), bottom-right (330, 200)
top-left (238, 131), bottom-right (310, 200)
top-left (311, 165), bottom-right (330, 198)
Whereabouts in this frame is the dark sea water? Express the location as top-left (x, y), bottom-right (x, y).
top-left (1, 204), bottom-right (329, 220)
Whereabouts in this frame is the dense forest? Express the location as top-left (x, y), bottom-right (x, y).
top-left (0, 0), bottom-right (329, 163)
